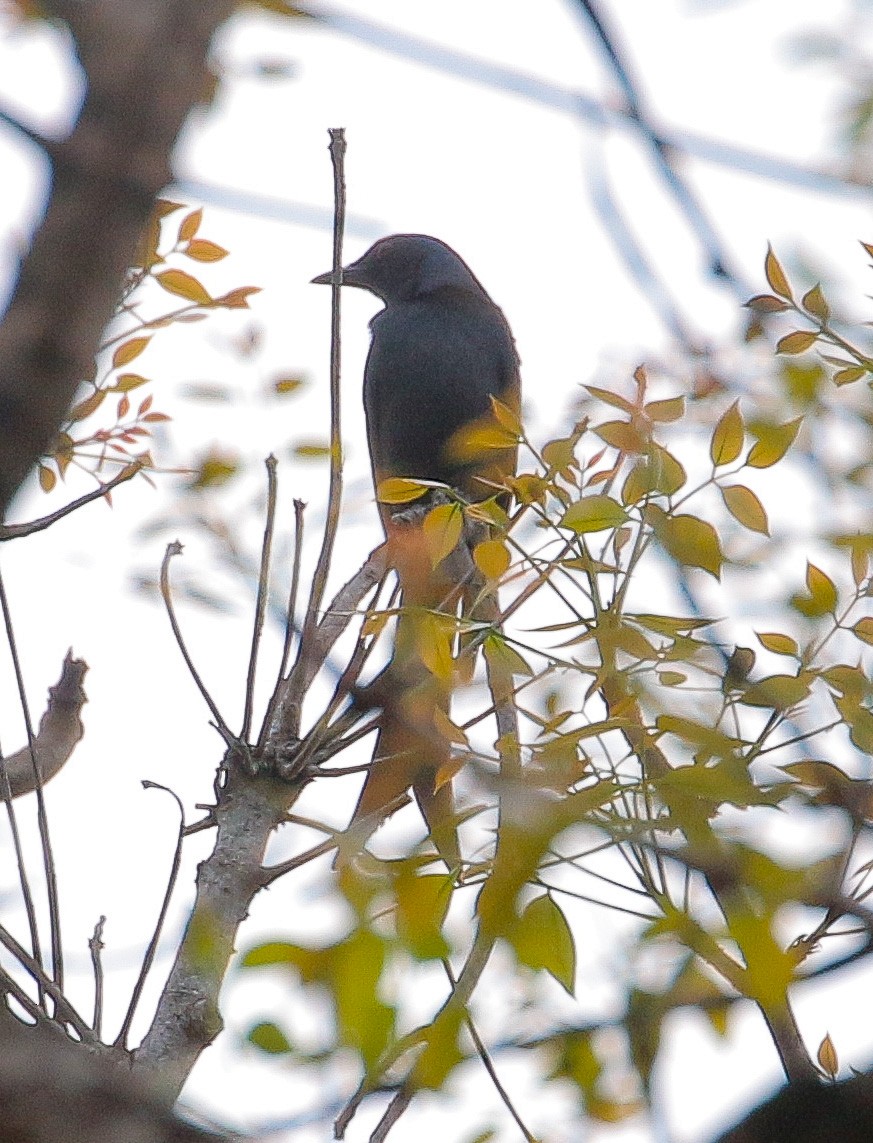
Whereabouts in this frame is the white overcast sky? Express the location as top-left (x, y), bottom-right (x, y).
top-left (2, 2), bottom-right (873, 1141)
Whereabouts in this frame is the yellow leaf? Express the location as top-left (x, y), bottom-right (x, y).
top-left (776, 330), bottom-right (817, 355)
top-left (801, 283), bottom-right (829, 322)
top-left (648, 443), bottom-right (686, 494)
top-left (431, 707), bottom-right (469, 749)
top-left (68, 389), bottom-right (106, 422)
top-left (447, 421), bottom-right (517, 460)
top-left (817, 1032), bottom-right (838, 1080)
top-left (377, 477), bottom-right (431, 504)
top-left (645, 395), bottom-right (685, 422)
top-left (294, 442), bottom-right (331, 459)
top-left (807, 562), bottom-right (838, 614)
top-left (38, 464), bottom-right (56, 492)
top-left (594, 420), bottom-right (646, 454)
top-left (853, 617), bottom-right (873, 646)
top-left (155, 268), bottom-right (212, 305)
top-left (851, 545), bottom-right (869, 588)
top-left (474, 538), bottom-right (510, 580)
top-left (154, 199), bottom-right (185, 218)
top-left (273, 376), bottom-right (306, 394)
top-left (765, 244), bottom-right (792, 299)
top-left (710, 400), bottom-right (744, 467)
top-left (186, 238), bottom-right (228, 262)
top-left (415, 613), bottom-right (455, 680)
top-left (110, 372), bottom-right (149, 393)
top-left (422, 502), bottom-right (463, 566)
top-left (489, 395), bottom-right (522, 434)
top-left (745, 293), bottom-right (791, 313)
top-left (112, 336), bottom-right (150, 368)
top-left (178, 207), bottom-right (202, 242)
top-left (833, 365), bottom-right (866, 386)
top-left (213, 286), bottom-right (261, 309)
top-left (721, 484), bottom-right (769, 534)
top-left (747, 418), bottom-right (801, 468)
top-left (509, 473), bottom-right (547, 505)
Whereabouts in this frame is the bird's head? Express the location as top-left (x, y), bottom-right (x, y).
top-left (312, 234), bottom-right (487, 303)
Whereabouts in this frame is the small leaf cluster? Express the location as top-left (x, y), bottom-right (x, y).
top-left (747, 244), bottom-right (873, 387)
top-left (40, 202), bottom-right (261, 495)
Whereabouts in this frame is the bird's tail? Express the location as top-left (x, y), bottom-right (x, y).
top-left (340, 514), bottom-right (467, 869)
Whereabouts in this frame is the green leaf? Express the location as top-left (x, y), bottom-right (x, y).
top-left (560, 495), bottom-right (628, 533)
top-left (651, 509), bottom-right (724, 578)
top-left (648, 443), bottom-right (687, 495)
top-left (510, 893), bottom-right (576, 993)
top-left (756, 631), bottom-right (799, 656)
top-left (333, 929), bottom-right (394, 1067)
top-left (710, 401), bottom-right (744, 466)
top-left (483, 632), bottom-right (534, 677)
top-left (395, 873), bottom-right (452, 959)
top-left (741, 672), bottom-right (814, 711)
top-left (791, 562), bottom-right (838, 617)
top-left (721, 484), bottom-right (769, 534)
top-left (247, 1021), bottom-right (292, 1055)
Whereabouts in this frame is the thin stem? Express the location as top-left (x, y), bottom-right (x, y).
top-left (0, 920), bottom-right (90, 1039)
top-left (0, 568), bottom-right (63, 996)
top-left (159, 541), bottom-right (234, 743)
top-left (442, 958), bottom-right (537, 1142)
top-left (0, 462), bottom-right (141, 541)
top-left (293, 128), bottom-right (347, 692)
top-left (241, 455), bottom-right (278, 741)
top-left (89, 915), bottom-right (106, 1039)
top-left (115, 781), bottom-right (185, 1048)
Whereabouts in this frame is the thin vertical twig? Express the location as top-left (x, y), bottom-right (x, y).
top-left (442, 958), bottom-right (537, 1142)
top-left (115, 782), bottom-right (185, 1049)
top-left (241, 455), bottom-right (279, 741)
top-left (89, 915), bottom-right (106, 1039)
top-left (294, 128), bottom-right (347, 674)
top-left (258, 497), bottom-right (305, 750)
top-left (159, 541), bottom-right (234, 744)
top-left (0, 760), bottom-right (44, 1007)
top-left (0, 567), bottom-right (62, 996)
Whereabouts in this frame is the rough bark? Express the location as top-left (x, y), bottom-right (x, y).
top-left (0, 0), bottom-right (235, 516)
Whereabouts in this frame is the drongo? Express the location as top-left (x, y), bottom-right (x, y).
top-left (313, 234), bottom-right (520, 865)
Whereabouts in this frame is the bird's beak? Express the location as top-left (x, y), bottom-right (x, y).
top-left (311, 269), bottom-right (338, 285)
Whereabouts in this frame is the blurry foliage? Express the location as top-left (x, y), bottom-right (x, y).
top-left (236, 272), bottom-right (873, 1136)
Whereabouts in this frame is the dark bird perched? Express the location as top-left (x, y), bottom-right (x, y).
top-left (313, 234), bottom-right (521, 864)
